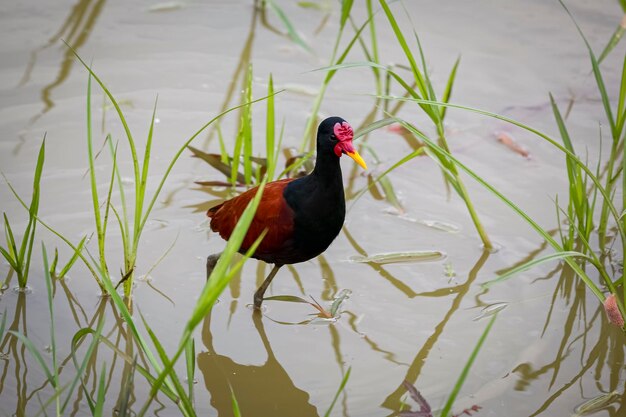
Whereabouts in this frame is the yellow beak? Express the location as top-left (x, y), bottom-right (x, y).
top-left (346, 150), bottom-right (367, 170)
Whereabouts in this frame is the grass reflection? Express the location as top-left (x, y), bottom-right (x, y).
top-left (18, 0), bottom-right (106, 137)
top-left (198, 310), bottom-right (319, 416)
top-left (381, 249), bottom-right (490, 414)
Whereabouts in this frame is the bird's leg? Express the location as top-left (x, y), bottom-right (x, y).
top-left (254, 264), bottom-right (283, 308)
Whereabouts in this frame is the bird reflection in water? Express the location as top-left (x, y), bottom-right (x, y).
top-left (198, 309), bottom-right (319, 417)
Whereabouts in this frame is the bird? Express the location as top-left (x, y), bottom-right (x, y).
top-left (206, 116), bottom-right (367, 308)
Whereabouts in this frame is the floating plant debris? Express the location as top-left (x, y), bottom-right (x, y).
top-left (148, 2), bottom-right (185, 12)
top-left (473, 302), bottom-right (508, 321)
top-left (573, 391), bottom-right (619, 416)
top-left (349, 251), bottom-right (445, 265)
top-left (496, 131), bottom-right (531, 159)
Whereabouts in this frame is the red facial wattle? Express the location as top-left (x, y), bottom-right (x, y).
top-left (333, 121), bottom-right (367, 169)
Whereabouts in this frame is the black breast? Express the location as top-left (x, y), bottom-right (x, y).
top-left (282, 175), bottom-right (346, 264)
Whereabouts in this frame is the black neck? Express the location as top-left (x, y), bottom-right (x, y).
top-left (311, 147), bottom-right (343, 187)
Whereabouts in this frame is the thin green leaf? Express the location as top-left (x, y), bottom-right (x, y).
top-left (57, 236), bottom-right (87, 279)
top-left (141, 313), bottom-right (194, 415)
top-left (86, 74), bottom-right (108, 278)
top-left (242, 64), bottom-right (254, 185)
top-left (136, 96), bottom-right (159, 242)
top-left (439, 314), bottom-right (497, 417)
top-left (9, 330), bottom-right (55, 385)
top-left (375, 96), bottom-right (624, 246)
top-left (597, 15), bottom-right (626, 64)
top-left (19, 137), bottom-right (45, 286)
top-left (441, 56), bottom-right (461, 120)
top-left (64, 318), bottom-right (105, 414)
top-left (559, 0), bottom-right (616, 136)
top-left (0, 309), bottom-right (6, 341)
top-left (93, 362), bottom-right (107, 417)
top-left (185, 338), bottom-right (195, 404)
top-left (266, 74), bottom-right (276, 181)
top-left (616, 52), bottom-right (626, 137)
top-left (0, 246), bottom-right (18, 271)
top-left (394, 116), bottom-right (606, 301)
top-left (3, 213), bottom-right (18, 261)
top-left (41, 244), bottom-right (59, 392)
top-left (266, 0), bottom-right (313, 53)
top-left (378, 0), bottom-right (423, 92)
top-left (263, 294), bottom-right (312, 303)
top-left (483, 251), bottom-right (591, 289)
top-left (341, 0), bottom-right (354, 28)
top-left (229, 384), bottom-right (242, 417)
top-left (66, 43), bottom-right (141, 217)
top-left (324, 367), bottom-right (351, 417)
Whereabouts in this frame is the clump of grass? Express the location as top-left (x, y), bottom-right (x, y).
top-left (42, 44), bottom-right (278, 302)
top-left (1, 137), bottom-right (45, 289)
top-left (316, 0), bottom-right (490, 248)
top-left (192, 69), bottom-right (283, 189)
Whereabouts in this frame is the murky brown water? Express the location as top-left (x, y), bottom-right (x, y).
top-left (1, 0), bottom-right (625, 416)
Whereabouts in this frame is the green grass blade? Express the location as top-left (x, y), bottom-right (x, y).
top-left (0, 308), bottom-right (6, 342)
top-left (3, 213), bottom-right (18, 261)
top-left (395, 117), bottom-right (606, 301)
top-left (73, 327), bottom-right (179, 404)
top-left (9, 330), bottom-right (55, 385)
top-left (375, 96), bottom-right (625, 245)
top-left (64, 318), bottom-right (105, 413)
top-left (549, 93), bottom-right (586, 222)
top-left (441, 56), bottom-right (461, 120)
top-left (265, 0), bottom-right (313, 53)
top-left (378, 0), bottom-right (425, 95)
top-left (139, 90), bottom-right (282, 234)
top-left (354, 117), bottom-right (396, 140)
top-left (340, 0), bottom-right (354, 28)
top-left (96, 265), bottom-right (180, 400)
top-left (93, 362), bottom-right (107, 417)
top-left (66, 43), bottom-right (141, 211)
top-left (185, 338), bottom-right (195, 405)
top-left (107, 137), bottom-right (130, 250)
top-left (558, 0), bottom-right (616, 136)
top-left (149, 178), bottom-right (269, 399)
top-left (140, 313), bottom-right (195, 416)
top-left (2, 176), bottom-right (103, 287)
top-left (266, 74), bottom-right (276, 181)
top-left (229, 384), bottom-right (242, 417)
top-left (300, 14), bottom-right (375, 150)
top-left (482, 251), bottom-right (590, 288)
top-left (41, 245), bottom-right (59, 393)
top-left (242, 64), bottom-right (254, 185)
top-left (323, 367), bottom-right (351, 417)
top-left (597, 16), bottom-right (626, 64)
top-left (136, 97), bottom-right (159, 244)
top-left (616, 53), bottom-right (626, 138)
top-left (86, 75), bottom-right (107, 275)
top-left (349, 148), bottom-right (423, 210)
top-left (0, 246), bottom-right (19, 271)
top-left (438, 314), bottom-right (497, 417)
top-left (57, 236), bottom-right (87, 279)
top-left (18, 137), bottom-right (45, 286)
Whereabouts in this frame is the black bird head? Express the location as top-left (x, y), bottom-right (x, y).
top-left (317, 116), bottom-right (367, 169)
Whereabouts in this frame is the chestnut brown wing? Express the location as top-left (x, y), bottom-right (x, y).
top-left (207, 179), bottom-right (296, 256)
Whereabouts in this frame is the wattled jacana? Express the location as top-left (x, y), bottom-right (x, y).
top-left (207, 116), bottom-right (367, 308)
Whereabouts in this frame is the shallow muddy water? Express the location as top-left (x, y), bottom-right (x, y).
top-left (1, 0), bottom-right (625, 416)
